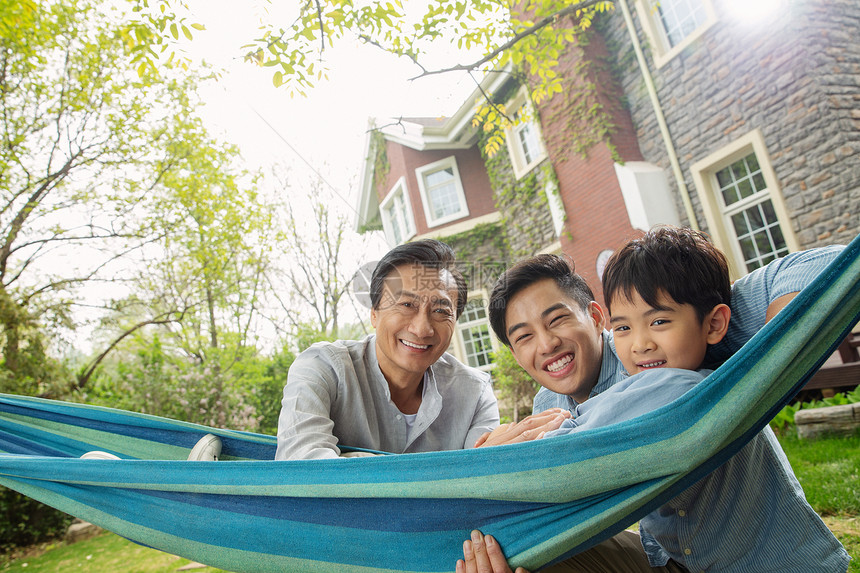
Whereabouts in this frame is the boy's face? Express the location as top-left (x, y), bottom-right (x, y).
top-left (609, 290), bottom-right (725, 375)
top-left (505, 279), bottom-right (606, 403)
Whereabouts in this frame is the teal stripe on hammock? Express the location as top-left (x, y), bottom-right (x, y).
top-left (0, 234), bottom-right (857, 572)
top-left (0, 394), bottom-right (277, 459)
top-left (0, 473), bottom-right (668, 572)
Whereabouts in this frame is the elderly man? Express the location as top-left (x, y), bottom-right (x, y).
top-left (275, 239), bottom-right (501, 459)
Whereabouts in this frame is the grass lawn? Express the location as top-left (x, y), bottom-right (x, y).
top-left (1, 431), bottom-right (858, 572)
top-left (0, 532), bottom-right (226, 573)
top-left (778, 429), bottom-right (860, 573)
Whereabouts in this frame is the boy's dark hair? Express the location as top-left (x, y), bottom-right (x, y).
top-left (489, 254), bottom-right (595, 346)
top-left (602, 226), bottom-right (731, 321)
top-left (370, 239), bottom-right (468, 318)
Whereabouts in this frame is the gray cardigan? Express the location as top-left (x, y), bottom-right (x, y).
top-left (275, 335), bottom-right (499, 459)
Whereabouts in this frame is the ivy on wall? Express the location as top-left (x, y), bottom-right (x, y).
top-left (445, 221), bottom-right (510, 263)
top-left (538, 29), bottom-right (620, 163)
top-left (370, 129), bottom-right (390, 194)
top-left (480, 117), bottom-right (561, 260)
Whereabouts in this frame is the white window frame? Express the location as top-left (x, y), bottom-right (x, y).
top-left (415, 156), bottom-right (470, 228)
top-left (449, 292), bottom-right (498, 372)
top-left (633, 0), bottom-right (717, 69)
top-left (544, 180), bottom-right (565, 237)
top-left (691, 129), bottom-right (799, 279)
top-left (505, 88), bottom-right (548, 179)
top-left (379, 177), bottom-right (416, 246)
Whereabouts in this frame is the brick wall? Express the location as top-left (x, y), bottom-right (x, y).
top-left (535, 27), bottom-right (645, 303)
top-left (377, 141), bottom-right (497, 237)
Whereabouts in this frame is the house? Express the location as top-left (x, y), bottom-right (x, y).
top-left (354, 0), bottom-right (859, 372)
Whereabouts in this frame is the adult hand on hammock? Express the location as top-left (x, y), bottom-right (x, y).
top-left (474, 408), bottom-right (571, 447)
top-left (456, 530), bottom-right (530, 573)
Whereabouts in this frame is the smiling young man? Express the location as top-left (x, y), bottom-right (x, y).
top-left (275, 239), bottom-right (500, 460)
top-left (459, 227), bottom-right (849, 573)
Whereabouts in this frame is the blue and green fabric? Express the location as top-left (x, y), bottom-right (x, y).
top-left (1, 234), bottom-right (859, 573)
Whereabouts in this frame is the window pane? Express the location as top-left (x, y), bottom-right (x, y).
top-left (516, 121), bottom-right (541, 166)
top-left (656, 0), bottom-right (708, 48)
top-left (729, 198), bottom-right (789, 273)
top-left (721, 186), bottom-right (739, 206)
top-left (770, 223), bottom-right (788, 253)
top-left (747, 205), bottom-right (763, 228)
top-left (460, 300), bottom-right (487, 323)
top-left (731, 159), bottom-right (748, 181)
top-left (462, 324), bottom-right (493, 368)
top-left (754, 228), bottom-right (773, 254)
top-left (425, 167), bottom-right (454, 187)
top-left (738, 235), bottom-right (757, 261)
top-left (386, 204), bottom-right (402, 244)
top-left (731, 212), bottom-right (749, 235)
top-left (747, 154), bottom-right (760, 172)
top-left (736, 178), bottom-right (753, 200)
top-left (458, 300), bottom-right (494, 369)
top-left (423, 166), bottom-right (462, 221)
top-left (716, 152), bottom-right (767, 207)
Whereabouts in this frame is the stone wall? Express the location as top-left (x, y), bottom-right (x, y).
top-left (597, 0), bottom-right (859, 249)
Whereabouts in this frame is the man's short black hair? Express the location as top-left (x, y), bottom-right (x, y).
top-left (369, 239), bottom-right (468, 318)
top-left (601, 226), bottom-right (731, 322)
top-left (489, 254), bottom-right (595, 346)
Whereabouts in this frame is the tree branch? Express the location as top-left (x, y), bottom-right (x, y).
top-left (404, 0), bottom-right (609, 80)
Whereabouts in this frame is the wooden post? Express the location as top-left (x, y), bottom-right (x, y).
top-left (794, 403), bottom-right (860, 439)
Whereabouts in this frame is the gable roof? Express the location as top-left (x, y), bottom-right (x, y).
top-left (354, 70), bottom-right (511, 232)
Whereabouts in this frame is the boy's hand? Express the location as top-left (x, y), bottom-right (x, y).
top-left (456, 530), bottom-right (530, 573)
top-left (474, 408), bottom-right (570, 447)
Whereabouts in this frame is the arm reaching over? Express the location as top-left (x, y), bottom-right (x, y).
top-left (474, 408), bottom-right (571, 447)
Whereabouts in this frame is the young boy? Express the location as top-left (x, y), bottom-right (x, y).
top-left (542, 227), bottom-right (849, 572)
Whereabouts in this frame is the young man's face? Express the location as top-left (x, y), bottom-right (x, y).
top-left (609, 290), bottom-right (722, 375)
top-left (371, 263), bottom-right (459, 388)
top-left (505, 279), bottom-right (605, 403)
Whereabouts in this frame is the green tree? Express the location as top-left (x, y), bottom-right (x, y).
top-left (268, 175), bottom-right (371, 343)
top-left (83, 135), bottom-right (280, 428)
top-left (491, 346), bottom-right (540, 423)
top-left (129, 0), bottom-right (614, 153)
top-left (0, 0), bottom-right (268, 397)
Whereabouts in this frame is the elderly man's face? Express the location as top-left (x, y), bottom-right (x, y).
top-left (505, 279), bottom-right (605, 403)
top-left (371, 264), bottom-right (459, 387)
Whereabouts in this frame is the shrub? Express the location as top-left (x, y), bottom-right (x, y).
top-left (0, 486), bottom-right (74, 552)
top-left (491, 347), bottom-right (540, 423)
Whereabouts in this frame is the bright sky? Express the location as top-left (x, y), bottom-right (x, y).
top-left (177, 1), bottom-right (486, 332)
top-left (185, 0), bottom-right (480, 223)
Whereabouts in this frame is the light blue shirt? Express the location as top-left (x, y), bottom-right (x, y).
top-left (535, 246), bottom-right (850, 571)
top-left (545, 368), bottom-right (850, 572)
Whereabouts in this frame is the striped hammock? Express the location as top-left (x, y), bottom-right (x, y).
top-left (1, 234), bottom-right (859, 573)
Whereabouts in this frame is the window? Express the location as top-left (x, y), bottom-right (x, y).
top-left (657, 0), bottom-right (708, 47)
top-left (456, 299), bottom-right (495, 371)
top-left (691, 130), bottom-right (799, 278)
top-left (714, 154), bottom-right (789, 271)
top-left (634, 0), bottom-right (716, 68)
top-left (379, 178), bottom-right (416, 245)
top-left (505, 89), bottom-right (548, 179)
top-left (415, 156), bottom-right (469, 227)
